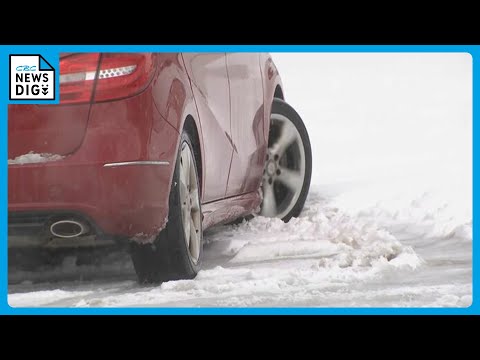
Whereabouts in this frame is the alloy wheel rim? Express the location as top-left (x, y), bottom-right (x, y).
top-left (179, 142), bottom-right (201, 264)
top-left (258, 113), bottom-right (306, 219)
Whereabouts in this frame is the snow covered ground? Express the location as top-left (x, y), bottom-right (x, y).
top-left (8, 53), bottom-right (472, 308)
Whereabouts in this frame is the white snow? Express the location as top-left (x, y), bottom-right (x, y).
top-left (8, 151), bottom-right (64, 165)
top-left (8, 53), bottom-right (472, 308)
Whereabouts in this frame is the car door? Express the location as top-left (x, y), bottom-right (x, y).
top-left (182, 53), bottom-right (233, 202)
top-left (225, 53), bottom-right (266, 197)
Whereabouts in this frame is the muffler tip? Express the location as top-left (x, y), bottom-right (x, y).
top-left (50, 220), bottom-right (89, 239)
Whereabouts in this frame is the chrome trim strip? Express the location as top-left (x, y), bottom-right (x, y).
top-left (103, 161), bottom-right (170, 168)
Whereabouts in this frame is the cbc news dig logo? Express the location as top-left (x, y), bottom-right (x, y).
top-left (9, 54), bottom-right (56, 101)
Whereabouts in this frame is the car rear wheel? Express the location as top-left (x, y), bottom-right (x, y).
top-left (130, 131), bottom-right (203, 284)
top-left (257, 98), bottom-right (312, 222)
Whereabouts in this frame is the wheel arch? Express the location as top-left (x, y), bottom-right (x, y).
top-left (274, 84), bottom-right (285, 100)
top-left (259, 53), bottom-right (285, 144)
top-left (182, 115), bottom-right (203, 197)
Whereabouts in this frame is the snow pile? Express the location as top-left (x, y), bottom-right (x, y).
top-left (8, 151), bottom-right (65, 165)
top-left (9, 289), bottom-right (94, 307)
top-left (330, 177), bottom-right (472, 242)
top-left (449, 223), bottom-right (472, 241)
top-left (206, 192), bottom-right (423, 272)
top-left (430, 294), bottom-right (472, 307)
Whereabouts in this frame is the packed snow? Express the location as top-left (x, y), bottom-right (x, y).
top-left (8, 53), bottom-right (472, 308)
top-left (8, 151), bottom-right (64, 165)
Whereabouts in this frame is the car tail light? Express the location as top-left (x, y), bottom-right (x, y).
top-left (59, 53), bottom-right (155, 104)
top-left (60, 53), bottom-right (100, 104)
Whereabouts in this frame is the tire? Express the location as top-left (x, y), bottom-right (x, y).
top-left (130, 131), bottom-right (203, 284)
top-left (258, 98), bottom-right (312, 222)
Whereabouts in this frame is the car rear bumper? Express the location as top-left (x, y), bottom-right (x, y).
top-left (8, 87), bottom-right (183, 246)
top-left (8, 158), bottom-right (173, 243)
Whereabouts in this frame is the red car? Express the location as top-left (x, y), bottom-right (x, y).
top-left (8, 53), bottom-right (312, 283)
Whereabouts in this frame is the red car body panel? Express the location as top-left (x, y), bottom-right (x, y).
top-left (8, 52), bottom-right (283, 245)
top-left (9, 87), bottom-right (179, 239)
top-left (181, 53), bottom-right (233, 202)
top-left (8, 104), bottom-right (91, 158)
top-left (225, 53), bottom-right (267, 197)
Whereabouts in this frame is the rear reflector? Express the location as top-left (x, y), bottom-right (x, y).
top-left (59, 53), bottom-right (155, 104)
top-left (98, 65), bottom-right (136, 79)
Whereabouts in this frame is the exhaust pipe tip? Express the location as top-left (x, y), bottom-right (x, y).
top-left (50, 220), bottom-right (89, 239)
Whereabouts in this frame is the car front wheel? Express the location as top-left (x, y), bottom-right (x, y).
top-left (258, 98), bottom-right (312, 222)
